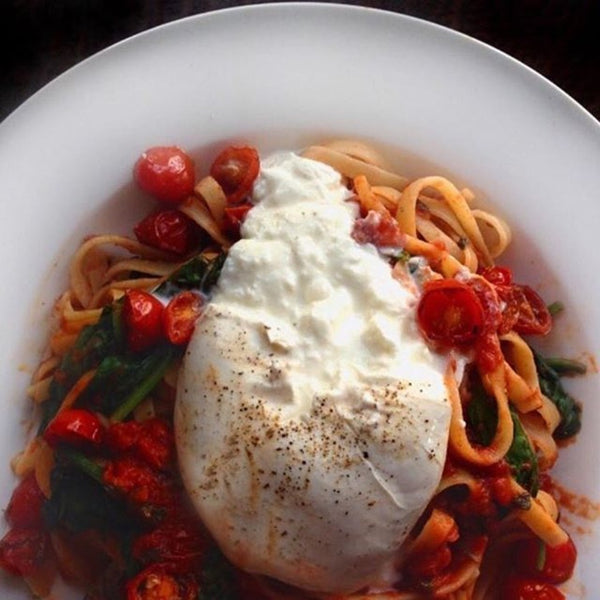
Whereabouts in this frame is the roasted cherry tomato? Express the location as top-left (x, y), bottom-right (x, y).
top-left (467, 276), bottom-right (502, 334)
top-left (5, 474), bottom-right (46, 529)
top-left (134, 209), bottom-right (199, 255)
top-left (223, 203), bottom-right (253, 237)
top-left (43, 408), bottom-right (105, 448)
top-left (503, 576), bottom-right (565, 600)
top-left (125, 563), bottom-right (198, 600)
top-left (104, 455), bottom-right (175, 509)
top-left (133, 516), bottom-right (207, 572)
top-left (515, 536), bottom-right (577, 584)
top-left (106, 418), bottom-right (174, 471)
top-left (417, 279), bottom-right (485, 347)
top-left (480, 265), bottom-right (513, 287)
top-left (0, 528), bottom-right (48, 577)
top-left (210, 146), bottom-right (260, 205)
top-left (163, 291), bottom-right (203, 346)
top-left (134, 146), bottom-right (195, 204)
top-left (493, 284), bottom-right (521, 334)
top-left (512, 285), bottom-right (553, 336)
top-left (352, 211), bottom-right (403, 247)
top-left (123, 289), bottom-right (165, 353)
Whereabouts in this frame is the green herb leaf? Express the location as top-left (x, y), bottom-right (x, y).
top-left (547, 301), bottom-right (565, 317)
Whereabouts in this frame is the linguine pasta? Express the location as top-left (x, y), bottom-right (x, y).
top-left (1, 139), bottom-right (580, 600)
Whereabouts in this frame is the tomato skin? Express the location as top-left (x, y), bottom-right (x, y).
top-left (467, 276), bottom-right (502, 334)
top-left (134, 146), bottom-right (195, 204)
top-left (480, 265), bottom-right (513, 286)
top-left (479, 267), bottom-right (551, 336)
top-left (210, 146), bottom-right (260, 205)
top-left (134, 209), bottom-right (199, 255)
top-left (513, 285), bottom-right (552, 336)
top-left (223, 203), bottom-right (253, 237)
top-left (352, 210), bottom-right (403, 247)
top-left (133, 516), bottom-right (207, 573)
top-left (103, 455), bottom-right (175, 509)
top-left (106, 418), bottom-right (174, 471)
top-left (43, 408), bottom-right (105, 449)
top-left (515, 536), bottom-right (577, 584)
top-left (125, 563), bottom-right (198, 600)
top-left (417, 279), bottom-right (485, 348)
top-left (5, 474), bottom-right (46, 529)
top-left (0, 528), bottom-right (48, 577)
top-left (123, 290), bottom-right (165, 353)
top-left (503, 576), bottom-right (565, 600)
top-left (163, 291), bottom-right (204, 346)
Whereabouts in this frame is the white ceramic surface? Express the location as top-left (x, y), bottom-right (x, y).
top-left (0, 3), bottom-right (598, 598)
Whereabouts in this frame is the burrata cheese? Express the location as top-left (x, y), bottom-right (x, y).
top-left (175, 152), bottom-right (451, 594)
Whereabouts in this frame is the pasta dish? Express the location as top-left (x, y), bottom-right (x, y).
top-left (0, 140), bottom-right (583, 600)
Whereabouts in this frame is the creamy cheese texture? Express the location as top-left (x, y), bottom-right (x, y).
top-left (175, 153), bottom-right (452, 594)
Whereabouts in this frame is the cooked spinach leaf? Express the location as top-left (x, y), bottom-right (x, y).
top-left (39, 305), bottom-right (123, 432)
top-left (466, 375), bottom-right (539, 495)
top-left (507, 409), bottom-right (539, 496)
top-left (197, 545), bottom-right (239, 600)
top-left (534, 350), bottom-right (582, 439)
top-left (156, 252), bottom-right (227, 299)
top-left (43, 452), bottom-right (137, 537)
top-left (78, 344), bottom-right (175, 420)
top-left (542, 356), bottom-right (587, 376)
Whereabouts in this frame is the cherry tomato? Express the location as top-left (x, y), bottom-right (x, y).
top-left (480, 265), bottom-right (513, 286)
top-left (43, 408), bottom-right (105, 448)
top-left (223, 203), bottom-right (253, 237)
top-left (133, 516), bottom-right (207, 572)
top-left (5, 473), bottom-right (46, 528)
top-left (512, 285), bottom-right (553, 336)
top-left (0, 528), bottom-right (48, 577)
top-left (134, 146), bottom-right (195, 204)
top-left (106, 418), bottom-right (174, 471)
top-left (123, 290), bottom-right (165, 353)
top-left (103, 455), bottom-right (175, 509)
top-left (467, 276), bottom-right (502, 334)
top-left (515, 536), bottom-right (577, 584)
top-left (503, 576), bottom-right (565, 600)
top-left (493, 284), bottom-right (521, 334)
top-left (210, 146), bottom-right (260, 205)
top-left (134, 209), bottom-right (199, 255)
top-left (417, 279), bottom-right (485, 347)
top-left (125, 563), bottom-right (198, 600)
top-left (163, 291), bottom-right (204, 346)
top-left (352, 211), bottom-right (403, 247)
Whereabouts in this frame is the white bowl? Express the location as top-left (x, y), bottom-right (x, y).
top-left (1, 4), bottom-right (598, 598)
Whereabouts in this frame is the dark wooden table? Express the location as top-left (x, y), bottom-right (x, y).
top-left (2, 0), bottom-right (599, 123)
